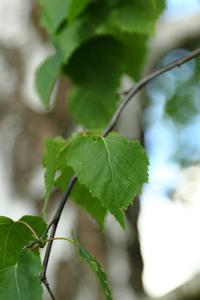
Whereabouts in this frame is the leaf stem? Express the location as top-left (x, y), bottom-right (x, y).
top-left (60, 142), bottom-right (70, 152)
top-left (30, 237), bottom-right (76, 252)
top-left (43, 237), bottom-right (76, 245)
top-left (17, 220), bottom-right (39, 240)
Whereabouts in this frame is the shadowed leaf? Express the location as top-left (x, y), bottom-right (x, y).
top-left (0, 216), bottom-right (47, 270)
top-left (0, 250), bottom-right (43, 300)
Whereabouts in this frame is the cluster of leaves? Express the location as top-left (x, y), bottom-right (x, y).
top-left (38, 0), bottom-right (165, 229)
top-left (0, 216), bottom-right (46, 299)
top-left (44, 133), bottom-right (149, 229)
top-left (0, 217), bottom-right (111, 299)
top-left (36, 0), bottom-right (165, 128)
top-left (0, 0), bottom-right (167, 299)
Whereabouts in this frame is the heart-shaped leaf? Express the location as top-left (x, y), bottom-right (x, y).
top-left (67, 134), bottom-right (149, 229)
top-left (0, 215), bottom-right (47, 270)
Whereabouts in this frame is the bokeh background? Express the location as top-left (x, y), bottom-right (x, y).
top-left (1, 1), bottom-right (200, 299)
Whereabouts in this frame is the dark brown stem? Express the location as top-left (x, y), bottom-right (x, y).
top-left (40, 174), bottom-right (77, 293)
top-left (43, 277), bottom-right (56, 300)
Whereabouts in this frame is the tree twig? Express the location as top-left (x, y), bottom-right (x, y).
top-left (40, 173), bottom-right (77, 296)
top-left (40, 47), bottom-right (200, 298)
top-left (101, 47), bottom-right (200, 137)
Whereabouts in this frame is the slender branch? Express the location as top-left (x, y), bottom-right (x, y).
top-left (101, 47), bottom-right (200, 137)
top-left (40, 218), bottom-right (56, 242)
top-left (40, 174), bottom-right (77, 288)
top-left (43, 280), bottom-right (56, 300)
top-left (39, 47), bottom-right (200, 298)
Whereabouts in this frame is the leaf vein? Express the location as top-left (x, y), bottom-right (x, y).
top-left (101, 137), bottom-right (117, 200)
top-left (15, 264), bottom-right (21, 299)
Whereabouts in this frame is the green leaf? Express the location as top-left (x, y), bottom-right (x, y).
top-left (108, 0), bottom-right (165, 35)
top-left (151, 0), bottom-right (157, 9)
top-left (71, 182), bottom-right (107, 230)
top-left (56, 1), bottom-right (117, 64)
top-left (39, 8), bottom-right (55, 34)
top-left (0, 216), bottom-right (47, 270)
top-left (66, 36), bottom-right (122, 96)
top-left (35, 51), bottom-right (62, 108)
top-left (66, 36), bottom-right (123, 128)
top-left (56, 168), bottom-right (107, 229)
top-left (68, 0), bottom-right (90, 24)
top-left (67, 135), bottom-right (149, 229)
top-left (43, 138), bottom-right (60, 215)
top-left (38, 0), bottom-right (70, 32)
top-left (88, 19), bottom-right (148, 81)
top-left (43, 135), bottom-right (107, 227)
top-left (68, 87), bottom-right (117, 128)
top-left (52, 139), bottom-right (107, 229)
top-left (56, 15), bottom-right (98, 64)
top-left (0, 250), bottom-right (43, 300)
top-left (72, 231), bottom-right (112, 300)
top-left (117, 32), bottom-right (148, 81)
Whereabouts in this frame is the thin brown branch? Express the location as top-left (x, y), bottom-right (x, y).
top-left (101, 47), bottom-right (200, 137)
top-left (40, 174), bottom-right (77, 291)
top-left (42, 277), bottom-right (56, 300)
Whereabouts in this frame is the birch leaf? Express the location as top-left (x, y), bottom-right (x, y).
top-left (0, 250), bottom-right (42, 300)
top-left (73, 231), bottom-right (112, 299)
top-left (67, 135), bottom-right (149, 229)
top-left (0, 216), bottom-right (47, 270)
top-left (43, 138), bottom-right (60, 215)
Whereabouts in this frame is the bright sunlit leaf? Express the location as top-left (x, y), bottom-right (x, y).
top-left (67, 135), bottom-right (149, 229)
